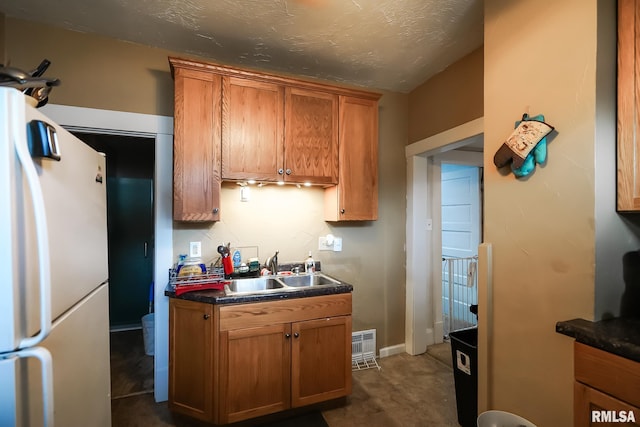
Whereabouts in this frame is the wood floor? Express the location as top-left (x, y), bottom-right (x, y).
top-left (110, 330), bottom-right (459, 426)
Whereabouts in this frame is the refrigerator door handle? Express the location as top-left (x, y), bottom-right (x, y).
top-left (1, 346), bottom-right (54, 427)
top-left (144, 241), bottom-right (148, 258)
top-left (11, 89), bottom-right (52, 349)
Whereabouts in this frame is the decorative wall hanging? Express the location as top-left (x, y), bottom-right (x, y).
top-left (493, 113), bottom-right (554, 178)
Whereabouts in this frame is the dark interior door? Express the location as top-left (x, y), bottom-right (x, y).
top-left (107, 177), bottom-right (154, 327)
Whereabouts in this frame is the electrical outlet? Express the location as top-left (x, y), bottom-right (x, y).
top-left (333, 237), bottom-right (343, 252)
top-left (318, 236), bottom-right (333, 251)
top-left (189, 241), bottom-right (201, 258)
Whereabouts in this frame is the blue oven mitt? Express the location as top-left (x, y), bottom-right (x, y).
top-left (511, 114), bottom-right (548, 178)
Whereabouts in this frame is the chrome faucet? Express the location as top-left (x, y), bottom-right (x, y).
top-left (268, 250), bottom-right (279, 275)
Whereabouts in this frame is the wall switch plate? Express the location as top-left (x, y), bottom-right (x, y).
top-left (333, 237), bottom-right (343, 252)
top-left (189, 241), bottom-right (201, 258)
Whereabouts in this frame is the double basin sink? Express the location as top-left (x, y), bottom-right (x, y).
top-left (224, 273), bottom-right (341, 296)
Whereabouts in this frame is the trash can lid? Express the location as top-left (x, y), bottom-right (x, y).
top-left (477, 410), bottom-right (536, 427)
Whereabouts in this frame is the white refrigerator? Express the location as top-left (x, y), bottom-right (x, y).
top-left (0, 87), bottom-right (111, 427)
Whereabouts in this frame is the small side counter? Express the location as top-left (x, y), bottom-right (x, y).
top-left (556, 318), bottom-right (640, 425)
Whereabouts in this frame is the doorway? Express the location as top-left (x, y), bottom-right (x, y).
top-left (77, 133), bottom-right (156, 330)
top-left (405, 117), bottom-right (483, 355)
top-left (441, 163), bottom-right (482, 336)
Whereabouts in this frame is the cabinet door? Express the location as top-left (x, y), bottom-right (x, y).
top-left (219, 323), bottom-right (291, 423)
top-left (291, 316), bottom-right (352, 407)
top-left (574, 382), bottom-right (640, 426)
top-left (168, 299), bottom-right (214, 422)
top-left (325, 96), bottom-right (378, 221)
top-left (221, 77), bottom-right (284, 181)
top-left (284, 87), bottom-right (338, 184)
top-left (618, 0), bottom-right (640, 211)
top-left (173, 67), bottom-right (221, 221)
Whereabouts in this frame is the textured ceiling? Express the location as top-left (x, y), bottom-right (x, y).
top-left (0, 0), bottom-right (483, 92)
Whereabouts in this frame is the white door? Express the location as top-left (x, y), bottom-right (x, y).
top-left (441, 164), bottom-right (481, 258)
top-left (441, 164), bottom-right (481, 333)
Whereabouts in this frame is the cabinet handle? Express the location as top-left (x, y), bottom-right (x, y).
top-left (285, 169), bottom-right (291, 175)
top-left (340, 209), bottom-right (345, 214)
top-left (293, 332), bottom-right (299, 338)
top-left (203, 314), bottom-right (210, 320)
top-left (285, 333), bottom-right (291, 339)
top-left (213, 208), bottom-right (219, 214)
top-left (278, 168), bottom-right (284, 175)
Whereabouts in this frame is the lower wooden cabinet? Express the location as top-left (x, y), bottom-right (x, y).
top-left (573, 342), bottom-right (640, 426)
top-left (168, 299), bottom-right (214, 421)
top-left (220, 323), bottom-right (291, 423)
top-left (169, 293), bottom-right (352, 425)
top-left (291, 316), bottom-right (352, 407)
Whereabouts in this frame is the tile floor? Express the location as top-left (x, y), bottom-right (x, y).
top-left (110, 330), bottom-right (459, 427)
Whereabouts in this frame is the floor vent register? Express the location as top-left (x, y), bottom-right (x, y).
top-left (352, 329), bottom-right (380, 371)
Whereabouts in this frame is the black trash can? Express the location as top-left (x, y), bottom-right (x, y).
top-left (449, 327), bottom-right (477, 427)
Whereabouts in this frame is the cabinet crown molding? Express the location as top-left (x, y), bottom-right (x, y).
top-left (169, 56), bottom-right (382, 101)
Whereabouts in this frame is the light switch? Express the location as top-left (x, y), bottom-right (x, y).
top-left (333, 237), bottom-right (343, 252)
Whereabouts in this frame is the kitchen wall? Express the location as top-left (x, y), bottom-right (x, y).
top-left (0, 13), bottom-right (5, 64)
top-left (408, 46), bottom-right (483, 142)
top-left (2, 17), bottom-right (408, 349)
top-left (483, 0), bottom-right (600, 424)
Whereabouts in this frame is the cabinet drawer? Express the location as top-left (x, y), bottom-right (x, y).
top-left (575, 342), bottom-right (640, 408)
top-left (218, 293), bottom-right (352, 331)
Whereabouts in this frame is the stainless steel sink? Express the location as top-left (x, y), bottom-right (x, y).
top-left (224, 273), bottom-right (342, 296)
top-left (277, 273), bottom-right (340, 288)
top-left (224, 277), bottom-right (285, 295)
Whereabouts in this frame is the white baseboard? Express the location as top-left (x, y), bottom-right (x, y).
top-left (425, 328), bottom-right (435, 347)
top-left (433, 322), bottom-right (444, 344)
top-left (379, 344), bottom-right (406, 358)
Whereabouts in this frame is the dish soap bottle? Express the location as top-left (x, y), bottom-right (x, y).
top-left (304, 251), bottom-right (315, 273)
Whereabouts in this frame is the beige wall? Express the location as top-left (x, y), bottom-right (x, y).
top-left (483, 1), bottom-right (597, 425)
top-left (1, 14), bottom-right (5, 64)
top-left (408, 47), bottom-right (483, 143)
top-left (4, 18), bottom-right (408, 349)
top-left (4, 18), bottom-right (174, 116)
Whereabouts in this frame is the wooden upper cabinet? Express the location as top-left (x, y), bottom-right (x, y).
top-left (325, 96), bottom-right (379, 221)
top-left (169, 56), bottom-right (380, 221)
top-left (284, 88), bottom-right (338, 184)
top-left (222, 80), bottom-right (338, 184)
top-left (172, 65), bottom-right (222, 221)
top-left (617, 0), bottom-right (640, 211)
top-left (221, 77), bottom-right (284, 181)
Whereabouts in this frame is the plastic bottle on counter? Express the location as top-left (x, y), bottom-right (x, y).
top-left (304, 251), bottom-right (315, 273)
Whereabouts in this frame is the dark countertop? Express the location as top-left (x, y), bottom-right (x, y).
top-left (165, 274), bottom-right (353, 305)
top-left (556, 317), bottom-right (640, 363)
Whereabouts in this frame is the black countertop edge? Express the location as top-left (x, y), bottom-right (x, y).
top-left (556, 317), bottom-right (640, 363)
top-left (165, 278), bottom-right (353, 305)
